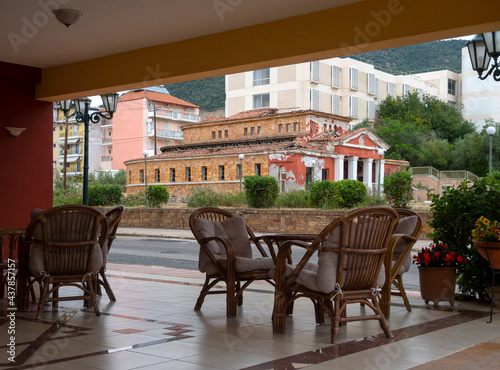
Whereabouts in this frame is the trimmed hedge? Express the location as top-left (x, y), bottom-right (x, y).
top-left (244, 176), bottom-right (279, 208)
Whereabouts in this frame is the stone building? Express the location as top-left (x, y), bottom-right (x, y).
top-left (125, 108), bottom-right (407, 199)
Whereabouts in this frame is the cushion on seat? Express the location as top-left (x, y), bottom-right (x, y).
top-left (194, 216), bottom-right (253, 273)
top-left (392, 216), bottom-right (418, 274)
top-left (205, 256), bottom-right (274, 275)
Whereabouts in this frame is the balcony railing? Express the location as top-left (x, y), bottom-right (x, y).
top-left (148, 129), bottom-right (183, 140)
top-left (101, 156), bottom-right (113, 162)
top-left (102, 138), bottom-right (113, 145)
top-left (148, 110), bottom-right (200, 122)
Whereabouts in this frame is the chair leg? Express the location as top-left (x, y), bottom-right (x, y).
top-left (372, 296), bottom-right (393, 339)
top-left (87, 277), bottom-right (100, 316)
top-left (394, 276), bottom-right (412, 312)
top-left (226, 281), bottom-right (237, 318)
top-left (273, 294), bottom-right (287, 333)
top-left (99, 270), bottom-right (116, 301)
top-left (237, 281), bottom-right (243, 306)
top-left (380, 282), bottom-right (391, 319)
top-left (194, 276), bottom-right (211, 311)
top-left (36, 281), bottom-right (50, 319)
top-left (331, 297), bottom-right (341, 343)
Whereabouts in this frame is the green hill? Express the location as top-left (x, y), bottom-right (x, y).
top-left (164, 39), bottom-right (469, 111)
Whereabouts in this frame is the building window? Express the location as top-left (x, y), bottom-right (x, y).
top-left (186, 167), bottom-right (191, 182)
top-left (129, 171), bottom-right (132, 183)
top-left (255, 163), bottom-right (261, 176)
top-left (219, 165), bottom-right (225, 180)
top-left (294, 122), bottom-right (299, 131)
top-left (155, 169), bottom-right (160, 182)
top-left (170, 168), bottom-right (176, 182)
top-left (310, 61), bottom-right (320, 83)
top-left (218, 130), bottom-right (222, 139)
top-left (224, 130), bottom-right (228, 138)
top-left (251, 127), bottom-right (255, 135)
top-left (140, 170), bottom-right (144, 184)
top-left (202, 166), bottom-right (207, 181)
top-left (448, 79), bottom-right (457, 95)
top-left (212, 131), bottom-right (216, 139)
top-left (332, 94), bottom-right (341, 115)
top-left (278, 124), bottom-right (283, 133)
top-left (286, 123), bottom-right (290, 132)
top-left (59, 126), bottom-right (63, 131)
top-left (244, 128), bottom-right (248, 136)
top-left (279, 166), bottom-right (286, 193)
top-left (331, 65), bottom-right (341, 88)
top-left (402, 84), bottom-right (410, 95)
top-left (253, 68), bottom-right (270, 86)
top-left (310, 89), bottom-right (319, 110)
top-left (350, 96), bottom-right (359, 117)
top-left (350, 68), bottom-right (359, 90)
top-left (253, 93), bottom-right (270, 109)
top-left (322, 168), bottom-right (329, 181)
top-left (108, 131), bottom-right (112, 136)
top-left (258, 126), bottom-right (262, 134)
top-left (108, 149), bottom-right (111, 154)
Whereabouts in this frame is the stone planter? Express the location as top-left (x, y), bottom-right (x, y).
top-left (473, 241), bottom-right (500, 270)
top-left (418, 266), bottom-right (456, 307)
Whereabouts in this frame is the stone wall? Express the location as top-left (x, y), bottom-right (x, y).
top-left (117, 207), bottom-right (432, 239)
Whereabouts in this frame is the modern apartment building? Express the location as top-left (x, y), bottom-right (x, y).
top-left (111, 87), bottom-right (200, 170)
top-left (226, 57), bottom-right (462, 127)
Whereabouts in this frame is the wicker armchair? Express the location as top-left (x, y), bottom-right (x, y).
top-left (271, 206), bottom-right (399, 343)
top-left (97, 206), bottom-right (124, 301)
top-left (189, 207), bottom-right (274, 317)
top-left (380, 208), bottom-right (423, 318)
top-left (24, 205), bottom-right (109, 318)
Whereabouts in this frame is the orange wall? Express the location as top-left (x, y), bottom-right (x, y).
top-left (0, 63), bottom-right (53, 228)
top-left (112, 98), bottom-right (147, 170)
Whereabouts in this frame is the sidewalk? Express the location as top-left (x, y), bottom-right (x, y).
top-left (117, 226), bottom-right (432, 250)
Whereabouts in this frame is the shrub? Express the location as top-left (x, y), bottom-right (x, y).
top-left (147, 185), bottom-right (169, 207)
top-left (122, 191), bottom-right (146, 207)
top-left (335, 179), bottom-right (367, 208)
top-left (383, 169), bottom-right (413, 208)
top-left (53, 188), bottom-right (83, 206)
top-left (187, 188), bottom-right (220, 208)
top-left (360, 193), bottom-right (388, 207)
top-left (219, 191), bottom-right (247, 207)
top-left (244, 176), bottom-right (279, 208)
top-left (309, 180), bottom-right (338, 209)
top-left (276, 190), bottom-right (312, 208)
top-left (429, 176), bottom-right (500, 300)
top-left (88, 184), bottom-right (122, 206)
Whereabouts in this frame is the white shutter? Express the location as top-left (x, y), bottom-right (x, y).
top-left (350, 96), bottom-right (359, 117)
top-left (331, 66), bottom-right (341, 88)
top-left (417, 88), bottom-right (424, 98)
top-left (332, 94), bottom-right (341, 115)
top-left (368, 74), bottom-right (377, 96)
top-left (402, 84), bottom-right (410, 95)
top-left (310, 61), bottom-right (319, 83)
top-left (310, 89), bottom-right (320, 110)
top-left (368, 100), bottom-right (376, 120)
top-left (387, 82), bottom-right (395, 97)
top-left (350, 68), bottom-right (358, 90)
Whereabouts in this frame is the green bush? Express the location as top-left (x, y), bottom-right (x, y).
top-left (53, 188), bottom-right (83, 206)
top-left (88, 184), bottom-right (122, 206)
top-left (335, 179), bottom-right (367, 208)
top-left (309, 180), bottom-right (338, 209)
top-left (147, 185), bottom-right (169, 207)
top-left (360, 193), bottom-right (388, 207)
top-left (429, 176), bottom-right (500, 300)
top-left (122, 191), bottom-right (146, 207)
top-left (276, 190), bottom-right (312, 208)
top-left (383, 169), bottom-right (413, 208)
top-left (219, 192), bottom-right (247, 207)
top-left (187, 188), bottom-right (221, 208)
top-left (244, 176), bottom-right (279, 208)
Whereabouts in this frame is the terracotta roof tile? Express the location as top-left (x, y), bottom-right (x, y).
top-left (118, 90), bottom-right (199, 108)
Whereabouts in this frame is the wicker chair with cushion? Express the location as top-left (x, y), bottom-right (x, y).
top-left (271, 206), bottom-right (399, 343)
top-left (189, 207), bottom-right (274, 317)
top-left (380, 208), bottom-right (423, 318)
top-left (97, 206), bottom-right (124, 301)
top-left (25, 205), bottom-right (109, 318)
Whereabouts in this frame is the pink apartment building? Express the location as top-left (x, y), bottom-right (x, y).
top-left (106, 87), bottom-right (200, 170)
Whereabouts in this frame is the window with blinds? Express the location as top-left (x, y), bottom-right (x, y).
top-left (310, 61), bottom-right (320, 83)
top-left (253, 69), bottom-right (270, 86)
top-left (368, 73), bottom-right (377, 96)
top-left (402, 84), bottom-right (410, 95)
top-left (332, 94), bottom-right (341, 115)
top-left (253, 93), bottom-right (270, 109)
top-left (331, 66), bottom-right (341, 88)
top-left (350, 96), bottom-right (359, 117)
top-left (387, 82), bottom-right (395, 97)
top-left (310, 89), bottom-right (320, 111)
top-left (350, 68), bottom-right (359, 90)
top-left (368, 100), bottom-right (376, 120)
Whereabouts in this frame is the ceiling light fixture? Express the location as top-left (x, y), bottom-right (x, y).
top-left (53, 9), bottom-right (83, 28)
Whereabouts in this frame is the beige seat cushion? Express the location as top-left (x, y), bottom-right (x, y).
top-left (392, 216), bottom-right (418, 275)
top-left (194, 216), bottom-right (271, 274)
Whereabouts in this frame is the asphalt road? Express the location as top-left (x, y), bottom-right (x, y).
top-left (109, 236), bottom-right (421, 292)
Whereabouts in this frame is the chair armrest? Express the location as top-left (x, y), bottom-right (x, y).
top-left (384, 234), bottom-right (417, 284)
top-left (199, 235), bottom-right (237, 274)
top-left (262, 234), bottom-right (317, 264)
top-left (274, 239), bottom-right (317, 291)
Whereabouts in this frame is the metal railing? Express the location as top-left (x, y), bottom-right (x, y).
top-left (411, 167), bottom-right (478, 181)
top-left (149, 129), bottom-right (183, 139)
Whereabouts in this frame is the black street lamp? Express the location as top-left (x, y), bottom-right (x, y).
top-left (378, 149), bottom-right (384, 195)
top-left (467, 31), bottom-right (500, 81)
top-left (143, 150), bottom-right (149, 206)
top-left (59, 94), bottom-right (119, 205)
top-left (238, 154), bottom-right (244, 191)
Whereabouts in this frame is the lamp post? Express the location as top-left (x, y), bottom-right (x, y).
top-left (378, 149), bottom-right (384, 195)
top-left (311, 159), bottom-right (317, 183)
top-left (487, 126), bottom-right (497, 174)
top-left (143, 150), bottom-right (149, 206)
top-left (239, 154), bottom-right (244, 191)
top-left (467, 31), bottom-right (500, 81)
top-left (60, 93), bottom-right (119, 205)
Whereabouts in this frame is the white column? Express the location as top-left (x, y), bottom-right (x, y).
top-left (347, 156), bottom-right (358, 180)
top-left (334, 155), bottom-right (345, 181)
top-left (363, 158), bottom-right (373, 191)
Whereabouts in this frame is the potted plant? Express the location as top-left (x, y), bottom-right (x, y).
top-left (413, 243), bottom-right (467, 307)
top-left (472, 217), bottom-right (500, 269)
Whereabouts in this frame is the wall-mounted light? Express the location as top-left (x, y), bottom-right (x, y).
top-left (5, 127), bottom-right (26, 137)
top-left (53, 9), bottom-right (82, 28)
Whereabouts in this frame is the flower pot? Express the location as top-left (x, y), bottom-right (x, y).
top-left (418, 266), bottom-right (456, 307)
top-left (486, 286), bottom-right (500, 307)
top-left (473, 241), bottom-right (500, 270)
